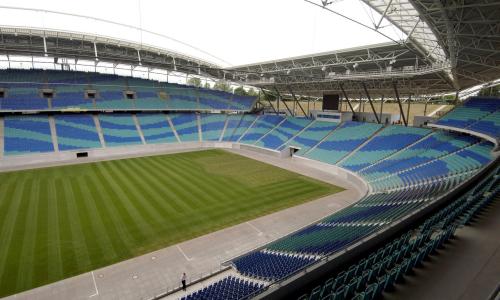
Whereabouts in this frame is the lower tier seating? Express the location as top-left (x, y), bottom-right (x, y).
top-left (169, 113), bottom-right (199, 142)
top-left (200, 113), bottom-right (227, 141)
top-left (233, 251), bottom-right (317, 281)
top-left (181, 276), bottom-right (264, 300)
top-left (298, 167), bottom-right (499, 300)
top-left (99, 114), bottom-right (142, 147)
top-left (304, 122), bottom-right (383, 164)
top-left (3, 115), bottom-right (54, 155)
top-left (136, 113), bottom-right (177, 144)
top-left (55, 114), bottom-right (102, 150)
top-left (239, 115), bottom-right (285, 144)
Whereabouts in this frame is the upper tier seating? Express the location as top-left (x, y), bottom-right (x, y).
top-left (229, 95), bottom-right (257, 111)
top-left (279, 120), bottom-right (338, 155)
top-left (3, 115), bottom-right (54, 155)
top-left (95, 88), bottom-right (134, 110)
top-left (200, 113), bottom-right (227, 141)
top-left (98, 114), bottom-right (142, 147)
top-left (55, 114), bottom-right (102, 150)
top-left (305, 122), bottom-right (383, 165)
top-left (198, 89), bottom-right (232, 110)
top-left (0, 86), bottom-right (48, 110)
top-left (222, 114), bottom-right (258, 142)
top-left (165, 85), bottom-right (199, 110)
top-left (181, 276), bottom-right (263, 300)
top-left (169, 113), bottom-right (199, 142)
top-left (254, 117), bottom-right (312, 150)
top-left (134, 89), bottom-right (168, 110)
top-left (339, 126), bottom-right (432, 171)
top-left (239, 115), bottom-right (285, 144)
top-left (51, 85), bottom-right (95, 109)
top-left (136, 113), bottom-right (177, 144)
top-left (0, 69), bottom-right (256, 112)
top-left (436, 97), bottom-right (499, 128)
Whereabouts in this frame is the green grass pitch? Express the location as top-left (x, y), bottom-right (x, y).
top-left (0, 149), bottom-right (343, 297)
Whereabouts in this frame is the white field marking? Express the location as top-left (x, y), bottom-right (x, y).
top-left (89, 271), bottom-right (99, 298)
top-left (177, 245), bottom-right (193, 261)
top-left (246, 221), bottom-right (263, 236)
top-left (428, 105), bottom-right (447, 117)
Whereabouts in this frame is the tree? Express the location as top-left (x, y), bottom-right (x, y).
top-left (233, 86), bottom-right (248, 96)
top-left (213, 80), bottom-right (232, 93)
top-left (478, 85), bottom-right (499, 96)
top-left (247, 88), bottom-right (258, 97)
top-left (187, 77), bottom-right (202, 87)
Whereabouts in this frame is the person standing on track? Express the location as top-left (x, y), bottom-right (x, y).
top-left (181, 273), bottom-right (187, 291)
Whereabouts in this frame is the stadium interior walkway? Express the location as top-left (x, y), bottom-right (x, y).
top-left (384, 195), bottom-right (500, 300)
top-left (4, 148), bottom-right (364, 300)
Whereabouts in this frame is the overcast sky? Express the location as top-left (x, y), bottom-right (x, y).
top-left (0, 0), bottom-right (404, 66)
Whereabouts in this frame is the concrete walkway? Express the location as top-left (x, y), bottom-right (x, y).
top-left (4, 149), bottom-right (364, 300)
top-left (385, 195), bottom-right (500, 300)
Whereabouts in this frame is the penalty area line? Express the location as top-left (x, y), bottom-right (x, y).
top-left (177, 245), bottom-right (193, 261)
top-left (246, 221), bottom-right (263, 236)
top-left (89, 271), bottom-right (99, 298)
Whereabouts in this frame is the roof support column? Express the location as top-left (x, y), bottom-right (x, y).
top-left (393, 81), bottom-right (408, 126)
top-left (361, 82), bottom-right (380, 124)
top-left (406, 94), bottom-right (412, 126)
top-left (274, 87), bottom-right (294, 116)
top-left (288, 86), bottom-right (308, 118)
top-left (379, 95), bottom-right (384, 123)
top-left (260, 88), bottom-right (278, 114)
top-left (339, 83), bottom-right (356, 114)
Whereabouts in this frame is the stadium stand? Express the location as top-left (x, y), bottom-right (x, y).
top-left (239, 115), bottom-right (285, 144)
top-left (0, 70), bottom-right (256, 112)
top-left (436, 97), bottom-right (500, 129)
top-left (254, 117), bottom-right (312, 150)
top-left (233, 251), bottom-right (318, 281)
top-left (165, 85), bottom-right (199, 110)
top-left (55, 114), bottom-right (102, 150)
top-left (136, 113), bottom-right (178, 144)
top-left (0, 75), bottom-right (498, 300)
top-left (279, 120), bottom-right (339, 155)
top-left (169, 113), bottom-right (200, 142)
top-left (298, 167), bottom-right (499, 300)
top-left (198, 89), bottom-right (232, 110)
top-left (3, 115), bottom-right (54, 155)
top-left (181, 276), bottom-right (264, 300)
top-left (52, 86), bottom-right (95, 109)
top-left (467, 110), bottom-right (500, 140)
top-left (95, 89), bottom-right (135, 110)
top-left (98, 114), bottom-right (143, 147)
top-left (0, 85), bottom-right (49, 110)
top-left (222, 114), bottom-right (258, 142)
top-left (339, 126), bottom-right (432, 172)
top-left (229, 94), bottom-right (258, 111)
top-left (359, 132), bottom-right (480, 182)
top-left (200, 113), bottom-right (227, 141)
top-left (304, 122), bottom-right (383, 165)
top-left (134, 89), bottom-right (169, 110)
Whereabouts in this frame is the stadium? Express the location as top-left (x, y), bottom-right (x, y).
top-left (0, 1), bottom-right (499, 300)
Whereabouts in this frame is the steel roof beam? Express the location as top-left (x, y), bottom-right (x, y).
top-left (361, 82), bottom-right (381, 124)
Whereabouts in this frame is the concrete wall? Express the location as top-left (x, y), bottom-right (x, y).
top-left (292, 156), bottom-right (369, 196)
top-left (0, 142), bottom-right (233, 172)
